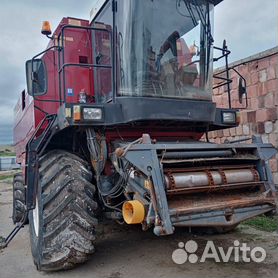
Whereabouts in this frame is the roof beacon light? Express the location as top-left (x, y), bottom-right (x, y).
top-left (41, 21), bottom-right (52, 36)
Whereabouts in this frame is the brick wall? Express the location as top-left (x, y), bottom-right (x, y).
top-left (209, 47), bottom-right (278, 184)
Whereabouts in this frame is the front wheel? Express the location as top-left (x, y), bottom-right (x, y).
top-left (29, 150), bottom-right (98, 271)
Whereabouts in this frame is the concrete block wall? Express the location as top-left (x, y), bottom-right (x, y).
top-left (208, 47), bottom-right (278, 184)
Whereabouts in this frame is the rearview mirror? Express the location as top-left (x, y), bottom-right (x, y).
top-left (238, 77), bottom-right (246, 104)
top-left (26, 59), bottom-right (47, 96)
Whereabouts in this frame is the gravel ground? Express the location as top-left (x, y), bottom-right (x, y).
top-left (0, 179), bottom-right (278, 278)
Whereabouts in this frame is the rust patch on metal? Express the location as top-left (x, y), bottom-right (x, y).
top-left (167, 181), bottom-right (263, 195)
top-left (205, 170), bottom-right (215, 188)
top-left (218, 168), bottom-right (227, 184)
top-left (166, 170), bottom-right (175, 190)
top-left (168, 191), bottom-right (276, 217)
top-left (251, 167), bottom-right (260, 182)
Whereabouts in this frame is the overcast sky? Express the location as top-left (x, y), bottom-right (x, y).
top-left (0, 0), bottom-right (277, 145)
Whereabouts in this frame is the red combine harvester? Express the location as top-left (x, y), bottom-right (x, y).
top-left (7, 0), bottom-right (277, 271)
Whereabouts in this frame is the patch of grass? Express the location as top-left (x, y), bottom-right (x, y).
top-left (243, 215), bottom-right (278, 232)
top-left (0, 152), bottom-right (16, 157)
top-left (0, 175), bottom-right (14, 181)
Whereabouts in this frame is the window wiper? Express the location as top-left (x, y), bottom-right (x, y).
top-left (194, 0), bottom-right (214, 44)
top-left (192, 0), bottom-right (214, 79)
top-left (177, 0), bottom-right (214, 81)
top-left (182, 0), bottom-right (214, 45)
top-left (183, 1), bottom-right (198, 26)
top-left (182, 0), bottom-right (214, 81)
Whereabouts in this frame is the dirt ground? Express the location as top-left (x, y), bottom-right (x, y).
top-left (0, 178), bottom-right (278, 278)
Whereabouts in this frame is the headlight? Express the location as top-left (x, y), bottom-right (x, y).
top-left (222, 112), bottom-right (236, 124)
top-left (83, 108), bottom-right (102, 120)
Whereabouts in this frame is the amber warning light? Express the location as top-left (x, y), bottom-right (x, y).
top-left (41, 21), bottom-right (52, 36)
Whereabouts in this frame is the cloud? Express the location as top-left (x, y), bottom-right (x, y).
top-left (214, 0), bottom-right (277, 62)
top-left (0, 0), bottom-right (92, 145)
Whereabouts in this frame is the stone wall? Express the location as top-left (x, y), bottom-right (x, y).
top-left (208, 47), bottom-right (278, 184)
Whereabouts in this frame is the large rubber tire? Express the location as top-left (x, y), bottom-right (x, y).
top-left (29, 150), bottom-right (98, 271)
top-left (12, 173), bottom-right (28, 224)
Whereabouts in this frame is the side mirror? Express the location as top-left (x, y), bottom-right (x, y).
top-left (26, 59), bottom-right (47, 96)
top-left (238, 77), bottom-right (246, 104)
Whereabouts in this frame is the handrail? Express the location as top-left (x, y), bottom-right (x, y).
top-left (58, 62), bottom-right (112, 74)
top-left (213, 43), bottom-right (248, 109)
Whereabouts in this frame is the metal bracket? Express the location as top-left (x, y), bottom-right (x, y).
top-left (120, 134), bottom-right (174, 235)
top-left (252, 135), bottom-right (277, 161)
top-left (0, 211), bottom-right (28, 250)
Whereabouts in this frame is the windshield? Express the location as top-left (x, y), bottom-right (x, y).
top-left (116, 0), bottom-right (214, 101)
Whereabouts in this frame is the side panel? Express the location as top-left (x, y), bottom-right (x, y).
top-left (13, 91), bottom-right (35, 164)
top-left (16, 18), bottom-right (95, 154)
top-left (33, 18), bottom-right (95, 109)
top-left (60, 21), bottom-right (94, 104)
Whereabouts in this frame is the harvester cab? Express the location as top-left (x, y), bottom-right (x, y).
top-left (3, 0), bottom-right (276, 272)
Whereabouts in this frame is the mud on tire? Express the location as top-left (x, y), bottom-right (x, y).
top-left (12, 173), bottom-right (28, 224)
top-left (29, 150), bottom-right (98, 271)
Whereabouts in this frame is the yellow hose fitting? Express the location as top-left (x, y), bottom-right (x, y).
top-left (122, 200), bottom-right (145, 224)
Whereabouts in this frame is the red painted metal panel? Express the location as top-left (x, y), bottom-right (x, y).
top-left (13, 18), bottom-right (96, 162)
top-left (13, 16), bottom-right (205, 167)
top-left (13, 92), bottom-right (35, 164)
